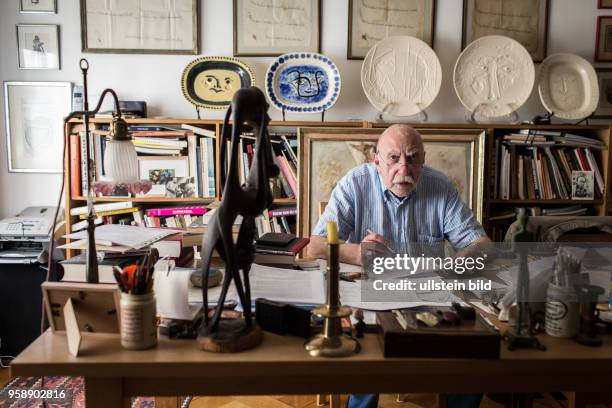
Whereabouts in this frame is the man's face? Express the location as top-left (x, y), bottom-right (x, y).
top-left (374, 129), bottom-right (425, 197)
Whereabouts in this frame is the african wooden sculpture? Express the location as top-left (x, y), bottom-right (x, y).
top-left (198, 87), bottom-right (278, 352)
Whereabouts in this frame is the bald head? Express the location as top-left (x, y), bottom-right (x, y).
top-left (374, 124), bottom-right (425, 197)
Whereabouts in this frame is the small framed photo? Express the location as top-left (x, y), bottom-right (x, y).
top-left (16, 24), bottom-right (60, 69)
top-left (572, 170), bottom-right (594, 200)
top-left (594, 68), bottom-right (612, 118)
top-left (233, 0), bottom-right (321, 56)
top-left (138, 157), bottom-right (189, 197)
top-left (165, 177), bottom-right (197, 198)
top-left (20, 0), bottom-right (57, 13)
top-left (4, 81), bottom-right (72, 173)
top-left (596, 16), bottom-right (612, 61)
top-left (599, 0), bottom-right (612, 8)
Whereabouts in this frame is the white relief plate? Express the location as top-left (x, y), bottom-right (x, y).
top-left (361, 35), bottom-right (442, 117)
top-left (454, 35), bottom-right (534, 118)
top-left (538, 53), bottom-right (599, 120)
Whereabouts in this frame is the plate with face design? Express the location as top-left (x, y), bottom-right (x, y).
top-left (538, 53), bottom-right (599, 120)
top-left (265, 53), bottom-right (341, 113)
top-left (454, 35), bottom-right (535, 118)
top-left (181, 56), bottom-right (255, 110)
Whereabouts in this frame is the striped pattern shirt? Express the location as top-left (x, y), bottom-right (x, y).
top-left (312, 163), bottom-right (485, 254)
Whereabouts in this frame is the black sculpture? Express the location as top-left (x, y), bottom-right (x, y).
top-left (198, 87), bottom-right (278, 352)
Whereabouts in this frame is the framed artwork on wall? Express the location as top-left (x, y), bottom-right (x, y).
top-left (599, 0), bottom-right (612, 8)
top-left (596, 16), bottom-right (612, 61)
top-left (462, 0), bottom-right (549, 62)
top-left (20, 0), bottom-right (57, 13)
top-left (80, 0), bottom-right (199, 54)
top-left (297, 127), bottom-right (485, 238)
top-left (594, 68), bottom-right (612, 118)
top-left (233, 0), bottom-right (321, 56)
top-left (16, 24), bottom-right (60, 69)
top-left (3, 81), bottom-right (72, 173)
top-left (347, 0), bottom-right (435, 59)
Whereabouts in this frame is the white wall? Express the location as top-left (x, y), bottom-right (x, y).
top-left (0, 0), bottom-right (610, 217)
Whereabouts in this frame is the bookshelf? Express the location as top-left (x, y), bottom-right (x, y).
top-left (63, 119), bottom-right (612, 254)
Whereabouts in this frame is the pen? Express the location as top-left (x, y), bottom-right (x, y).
top-left (366, 229), bottom-right (396, 254)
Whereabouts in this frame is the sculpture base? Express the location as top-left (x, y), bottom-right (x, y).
top-left (197, 319), bottom-right (263, 353)
top-left (505, 330), bottom-right (546, 351)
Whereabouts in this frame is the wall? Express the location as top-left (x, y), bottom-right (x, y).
top-left (0, 0), bottom-right (610, 217)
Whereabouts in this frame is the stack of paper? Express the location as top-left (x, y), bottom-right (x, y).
top-left (62, 224), bottom-right (182, 251)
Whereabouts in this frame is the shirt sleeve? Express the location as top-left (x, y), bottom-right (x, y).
top-left (443, 186), bottom-right (485, 249)
top-left (311, 176), bottom-right (356, 242)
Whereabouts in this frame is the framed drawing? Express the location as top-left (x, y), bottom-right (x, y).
top-left (20, 0), bottom-right (57, 13)
top-left (3, 81), bottom-right (72, 173)
top-left (347, 0), bottom-right (435, 59)
top-left (594, 68), bottom-right (612, 118)
top-left (138, 156), bottom-right (190, 197)
top-left (599, 0), bottom-right (612, 8)
top-left (596, 16), bottom-right (612, 62)
top-left (16, 24), bottom-right (60, 69)
top-left (297, 127), bottom-right (485, 238)
top-left (80, 0), bottom-right (199, 54)
top-left (462, 0), bottom-right (549, 62)
top-left (233, 0), bottom-right (321, 56)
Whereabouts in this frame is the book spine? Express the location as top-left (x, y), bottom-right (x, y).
top-left (79, 207), bottom-right (139, 219)
top-left (276, 156), bottom-right (298, 196)
top-left (79, 132), bottom-right (88, 196)
top-left (187, 135), bottom-right (199, 197)
top-left (206, 138), bottom-right (216, 196)
top-left (146, 207), bottom-right (207, 216)
top-left (195, 145), bottom-right (203, 198)
top-left (70, 201), bottom-right (133, 216)
top-left (131, 131), bottom-right (191, 137)
top-left (70, 134), bottom-right (81, 198)
top-left (268, 207), bottom-right (298, 217)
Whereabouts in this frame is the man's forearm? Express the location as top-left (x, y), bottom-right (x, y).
top-left (306, 236), bottom-right (361, 265)
top-left (454, 236), bottom-right (494, 259)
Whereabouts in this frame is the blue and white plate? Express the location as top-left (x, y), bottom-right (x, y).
top-left (265, 53), bottom-right (341, 113)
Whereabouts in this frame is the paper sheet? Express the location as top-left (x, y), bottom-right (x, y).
top-left (64, 224), bottom-right (181, 249)
top-left (246, 263), bottom-right (326, 305)
top-left (154, 266), bottom-right (201, 320)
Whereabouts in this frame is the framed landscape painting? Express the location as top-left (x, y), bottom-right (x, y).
top-left (297, 127), bottom-right (485, 238)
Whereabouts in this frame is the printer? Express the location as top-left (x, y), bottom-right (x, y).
top-left (0, 206), bottom-right (63, 357)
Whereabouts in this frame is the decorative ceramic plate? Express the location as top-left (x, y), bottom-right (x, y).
top-left (538, 53), bottom-right (599, 120)
top-left (361, 36), bottom-right (442, 117)
top-left (454, 35), bottom-right (534, 118)
top-left (181, 56), bottom-right (254, 110)
top-left (265, 53), bottom-right (341, 113)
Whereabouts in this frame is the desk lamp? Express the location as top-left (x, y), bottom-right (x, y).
top-left (63, 59), bottom-right (138, 283)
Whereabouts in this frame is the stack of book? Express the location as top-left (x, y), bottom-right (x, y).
top-left (143, 206), bottom-right (206, 229)
top-left (254, 233), bottom-right (310, 264)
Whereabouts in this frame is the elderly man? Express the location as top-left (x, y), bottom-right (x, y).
top-left (307, 124), bottom-right (490, 408)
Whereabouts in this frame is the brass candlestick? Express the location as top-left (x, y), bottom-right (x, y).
top-left (305, 221), bottom-right (360, 357)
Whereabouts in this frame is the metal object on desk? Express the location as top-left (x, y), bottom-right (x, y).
top-left (305, 221), bottom-right (360, 357)
top-left (197, 87), bottom-right (278, 353)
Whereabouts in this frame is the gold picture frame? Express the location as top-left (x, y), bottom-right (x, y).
top-left (462, 0), bottom-right (549, 62)
top-left (297, 127), bottom-right (485, 238)
top-left (80, 0), bottom-right (199, 54)
top-left (347, 0), bottom-right (436, 60)
top-left (596, 16), bottom-right (612, 62)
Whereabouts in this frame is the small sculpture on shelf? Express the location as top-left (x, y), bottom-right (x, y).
top-left (198, 87), bottom-right (279, 352)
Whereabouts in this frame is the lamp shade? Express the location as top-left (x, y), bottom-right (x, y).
top-left (104, 139), bottom-right (139, 182)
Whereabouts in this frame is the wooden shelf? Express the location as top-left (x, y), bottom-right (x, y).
top-left (489, 199), bottom-right (604, 205)
top-left (272, 198), bottom-right (297, 204)
top-left (71, 196), bottom-right (217, 203)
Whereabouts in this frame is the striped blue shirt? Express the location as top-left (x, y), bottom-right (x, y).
top-left (312, 163), bottom-right (485, 253)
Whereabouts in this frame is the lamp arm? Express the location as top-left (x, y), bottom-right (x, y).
top-left (64, 88), bottom-right (123, 122)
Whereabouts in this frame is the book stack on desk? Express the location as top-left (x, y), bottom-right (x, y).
top-left (254, 233), bottom-right (309, 265)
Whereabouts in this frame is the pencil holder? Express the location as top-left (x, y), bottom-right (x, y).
top-left (545, 283), bottom-right (579, 338)
top-left (120, 292), bottom-right (157, 350)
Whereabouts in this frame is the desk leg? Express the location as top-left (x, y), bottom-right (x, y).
top-left (84, 377), bottom-right (130, 408)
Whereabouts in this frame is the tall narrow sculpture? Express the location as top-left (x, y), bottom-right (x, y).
top-left (198, 87), bottom-right (278, 352)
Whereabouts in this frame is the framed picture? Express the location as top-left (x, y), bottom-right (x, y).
top-left (571, 171), bottom-right (594, 200)
top-left (16, 24), bottom-right (60, 69)
top-left (594, 68), bottom-right (612, 118)
top-left (3, 81), bottom-right (72, 173)
top-left (20, 0), bottom-right (57, 13)
top-left (297, 127), bottom-right (485, 238)
top-left (596, 16), bottom-right (612, 62)
top-left (80, 0), bottom-right (199, 54)
top-left (233, 0), bottom-right (321, 56)
top-left (347, 0), bottom-right (435, 59)
top-left (462, 0), bottom-right (549, 62)
top-left (138, 156), bottom-right (189, 196)
top-left (599, 0), bottom-right (612, 8)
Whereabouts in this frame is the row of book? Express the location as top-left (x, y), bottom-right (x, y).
top-left (229, 133), bottom-right (299, 199)
top-left (496, 136), bottom-right (604, 200)
top-left (69, 124), bottom-right (217, 198)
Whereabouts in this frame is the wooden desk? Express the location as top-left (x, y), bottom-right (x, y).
top-left (9, 330), bottom-right (612, 408)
